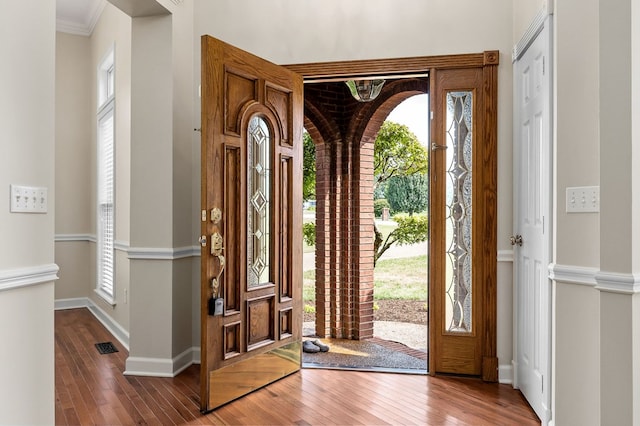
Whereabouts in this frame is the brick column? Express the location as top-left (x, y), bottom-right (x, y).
top-left (353, 139), bottom-right (375, 339)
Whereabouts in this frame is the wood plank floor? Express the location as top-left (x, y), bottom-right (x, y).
top-left (55, 308), bottom-right (540, 425)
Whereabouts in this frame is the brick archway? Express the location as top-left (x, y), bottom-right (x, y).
top-left (304, 78), bottom-right (428, 339)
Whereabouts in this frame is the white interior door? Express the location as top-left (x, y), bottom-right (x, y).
top-left (513, 16), bottom-right (552, 424)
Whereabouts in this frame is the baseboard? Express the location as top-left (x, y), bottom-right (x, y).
top-left (498, 364), bottom-right (513, 384)
top-left (55, 297), bottom-right (129, 351)
top-left (87, 301), bottom-right (130, 351)
top-left (125, 346), bottom-right (199, 377)
top-left (56, 296), bottom-right (200, 378)
top-left (191, 346), bottom-right (201, 364)
top-left (54, 297), bottom-right (90, 310)
top-left (124, 357), bottom-right (175, 377)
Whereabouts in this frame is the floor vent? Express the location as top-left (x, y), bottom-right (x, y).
top-left (95, 341), bottom-right (119, 355)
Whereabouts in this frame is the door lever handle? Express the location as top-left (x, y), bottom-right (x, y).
top-left (431, 143), bottom-right (448, 151)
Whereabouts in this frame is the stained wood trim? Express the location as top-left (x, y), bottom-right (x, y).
top-left (481, 61), bottom-right (499, 382)
top-left (284, 51), bottom-right (499, 80)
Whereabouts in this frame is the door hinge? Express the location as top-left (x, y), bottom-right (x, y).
top-left (542, 56), bottom-right (545, 76)
top-left (541, 375), bottom-right (544, 393)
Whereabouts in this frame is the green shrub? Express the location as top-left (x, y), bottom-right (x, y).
top-left (302, 222), bottom-right (316, 246)
top-left (374, 199), bottom-right (390, 218)
top-left (386, 173), bottom-right (429, 215)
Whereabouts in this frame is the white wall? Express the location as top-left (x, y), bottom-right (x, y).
top-left (0, 1), bottom-right (56, 424)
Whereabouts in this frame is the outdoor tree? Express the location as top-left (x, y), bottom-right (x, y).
top-left (372, 121), bottom-right (429, 265)
top-left (303, 131), bottom-right (316, 201)
top-left (300, 120), bottom-right (431, 267)
top-left (374, 121), bottom-right (428, 186)
top-left (374, 213), bottom-right (428, 265)
top-left (386, 173), bottom-right (429, 215)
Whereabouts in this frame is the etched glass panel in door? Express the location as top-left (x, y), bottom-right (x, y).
top-left (248, 116), bottom-right (271, 288)
top-left (445, 91), bottom-right (473, 333)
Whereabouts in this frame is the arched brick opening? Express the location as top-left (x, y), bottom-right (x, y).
top-left (304, 78), bottom-right (428, 339)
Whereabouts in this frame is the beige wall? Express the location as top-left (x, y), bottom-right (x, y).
top-left (553, 0), bottom-right (602, 423)
top-left (554, 0), bottom-right (600, 268)
top-left (554, 283), bottom-right (600, 425)
top-left (55, 33), bottom-right (92, 235)
top-left (0, 1), bottom-right (56, 423)
top-left (54, 3), bottom-right (132, 330)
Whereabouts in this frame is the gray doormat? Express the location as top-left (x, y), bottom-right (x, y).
top-left (302, 337), bottom-right (427, 372)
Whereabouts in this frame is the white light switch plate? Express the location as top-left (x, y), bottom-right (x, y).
top-left (566, 186), bottom-right (599, 213)
top-left (10, 184), bottom-right (47, 213)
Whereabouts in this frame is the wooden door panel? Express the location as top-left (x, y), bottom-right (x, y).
top-left (200, 35), bottom-right (303, 412)
top-left (225, 70), bottom-right (258, 135)
top-left (223, 146), bottom-right (241, 313)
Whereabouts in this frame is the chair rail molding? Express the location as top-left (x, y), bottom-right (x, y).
top-left (0, 263), bottom-right (59, 292)
top-left (595, 270), bottom-right (640, 294)
top-left (127, 245), bottom-right (200, 260)
top-left (55, 233), bottom-right (97, 242)
top-left (549, 263), bottom-right (598, 287)
top-left (497, 249), bottom-right (513, 263)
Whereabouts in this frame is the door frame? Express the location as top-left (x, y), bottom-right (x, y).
top-left (285, 51), bottom-right (499, 381)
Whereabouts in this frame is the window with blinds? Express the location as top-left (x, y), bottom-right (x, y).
top-left (96, 46), bottom-right (115, 303)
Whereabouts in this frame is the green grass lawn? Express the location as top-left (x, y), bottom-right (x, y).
top-left (303, 220), bottom-right (397, 254)
top-left (303, 254), bottom-right (427, 303)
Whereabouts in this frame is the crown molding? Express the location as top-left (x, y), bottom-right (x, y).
top-left (56, 0), bottom-right (106, 36)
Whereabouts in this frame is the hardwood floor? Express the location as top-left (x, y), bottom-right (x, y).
top-left (55, 308), bottom-right (539, 425)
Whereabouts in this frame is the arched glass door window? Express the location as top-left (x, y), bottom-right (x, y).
top-left (247, 116), bottom-right (272, 288)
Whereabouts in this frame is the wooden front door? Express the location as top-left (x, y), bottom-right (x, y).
top-left (429, 64), bottom-right (497, 379)
top-left (200, 35), bottom-right (303, 412)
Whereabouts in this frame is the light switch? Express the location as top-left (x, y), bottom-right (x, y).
top-left (10, 184), bottom-right (47, 213)
top-left (566, 186), bottom-right (599, 213)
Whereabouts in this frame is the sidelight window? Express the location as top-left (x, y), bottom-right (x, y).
top-left (96, 46), bottom-right (116, 303)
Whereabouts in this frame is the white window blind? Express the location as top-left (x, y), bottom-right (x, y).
top-left (97, 106), bottom-right (115, 300)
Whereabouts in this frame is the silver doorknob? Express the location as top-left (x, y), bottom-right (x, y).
top-left (510, 235), bottom-right (523, 247)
